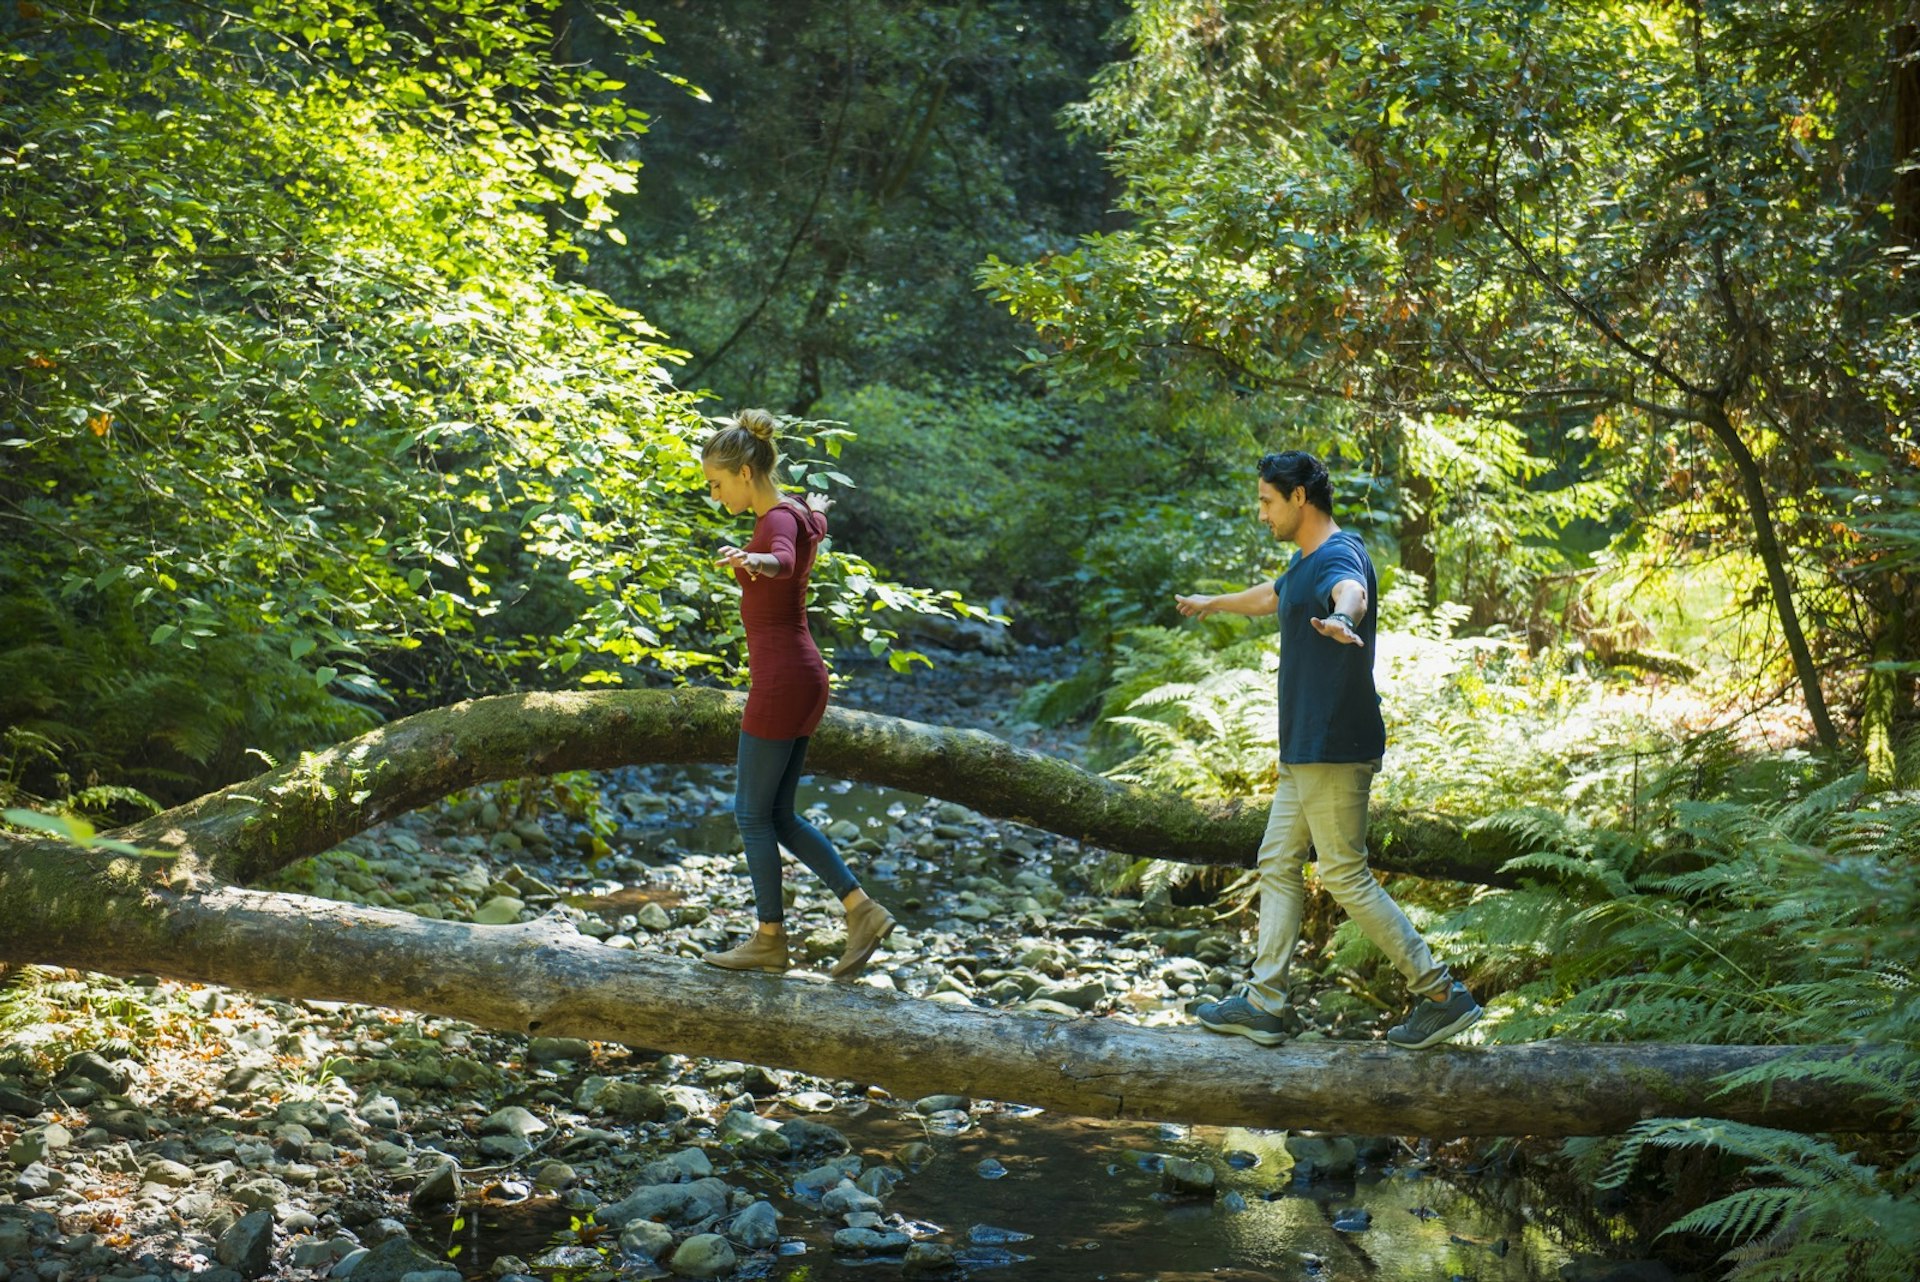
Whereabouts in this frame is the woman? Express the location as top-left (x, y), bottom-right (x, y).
top-left (698, 409), bottom-right (896, 979)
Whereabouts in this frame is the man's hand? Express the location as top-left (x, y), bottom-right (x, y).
top-left (1174, 594), bottom-right (1215, 617)
top-left (1311, 613), bottom-right (1363, 646)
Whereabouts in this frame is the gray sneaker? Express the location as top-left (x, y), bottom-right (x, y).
top-left (1386, 981), bottom-right (1482, 1049)
top-left (1195, 991), bottom-right (1292, 1047)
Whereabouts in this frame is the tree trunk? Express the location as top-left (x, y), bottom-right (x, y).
top-left (64, 687), bottom-right (1518, 890)
top-left (1894, 1), bottom-right (1920, 255)
top-left (1698, 404), bottom-right (1840, 753)
top-left (0, 871), bottom-right (1895, 1138)
top-left (0, 691), bottom-right (1895, 1138)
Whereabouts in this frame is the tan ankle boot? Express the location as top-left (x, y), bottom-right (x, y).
top-left (702, 928), bottom-right (790, 974)
top-left (831, 899), bottom-right (896, 980)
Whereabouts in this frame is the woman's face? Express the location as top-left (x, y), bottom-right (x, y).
top-left (702, 457), bottom-right (757, 514)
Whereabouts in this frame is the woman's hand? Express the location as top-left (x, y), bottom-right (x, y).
top-left (717, 545), bottom-right (764, 578)
top-left (804, 492), bottom-right (834, 514)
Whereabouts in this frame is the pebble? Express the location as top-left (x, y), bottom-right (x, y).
top-left (407, 1161), bottom-right (460, 1209)
top-left (668, 1233), bottom-right (736, 1278)
top-left (1160, 1156), bottom-right (1216, 1197)
top-left (214, 1210), bottom-right (275, 1278)
top-left (729, 1199), bottom-right (781, 1248)
top-left (618, 1219), bottom-right (674, 1260)
top-left (833, 1227), bottom-right (912, 1255)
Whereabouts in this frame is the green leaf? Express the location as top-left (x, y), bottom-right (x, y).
top-left (3, 809), bottom-right (96, 842)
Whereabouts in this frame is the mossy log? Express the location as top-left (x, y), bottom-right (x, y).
top-left (32, 686), bottom-right (1515, 888)
top-left (2, 688), bottom-right (1894, 1137)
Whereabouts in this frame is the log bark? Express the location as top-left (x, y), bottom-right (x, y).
top-left (0, 880), bottom-right (1896, 1138)
top-left (3, 690), bottom-right (1889, 1138)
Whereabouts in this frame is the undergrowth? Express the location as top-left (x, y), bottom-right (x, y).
top-left (1097, 585), bottom-right (1920, 1277)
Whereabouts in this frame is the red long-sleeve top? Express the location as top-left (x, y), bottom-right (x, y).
top-left (736, 498), bottom-right (830, 739)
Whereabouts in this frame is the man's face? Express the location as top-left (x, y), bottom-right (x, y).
top-left (1257, 478), bottom-right (1306, 542)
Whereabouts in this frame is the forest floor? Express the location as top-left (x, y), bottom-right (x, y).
top-left (0, 645), bottom-right (1687, 1282)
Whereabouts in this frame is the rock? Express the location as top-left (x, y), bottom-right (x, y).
top-left (718, 1107), bottom-right (781, 1143)
top-left (617, 1219), bottom-right (674, 1261)
top-left (904, 1242), bottom-right (957, 1270)
top-left (12, 1161), bottom-right (56, 1198)
top-left (666, 1148), bottom-right (714, 1180)
top-left (276, 1099), bottom-right (332, 1130)
top-left (142, 1158), bottom-right (196, 1187)
top-left (598, 1179), bottom-right (731, 1230)
top-left (637, 902), bottom-right (673, 932)
top-left (397, 1272), bottom-right (461, 1282)
top-left (272, 1122), bottom-right (314, 1156)
top-left (1285, 1135), bottom-right (1358, 1181)
top-left (728, 1199), bottom-right (780, 1249)
top-left (8, 1123), bottom-right (71, 1167)
top-left (216, 1210), bottom-right (276, 1278)
top-left (530, 1161), bottom-right (575, 1190)
top-left (409, 1162), bottom-right (461, 1209)
top-left (230, 1177), bottom-right (289, 1211)
top-left (912, 1094), bottom-right (969, 1115)
top-left (1050, 977), bottom-right (1112, 1009)
top-left (358, 1095), bottom-right (403, 1129)
top-left (833, 1227), bottom-right (911, 1255)
top-left (93, 1107), bottom-right (151, 1140)
top-left (480, 1106), bottom-right (547, 1139)
top-left (58, 1050), bottom-right (135, 1095)
top-left (827, 820), bottom-right (862, 843)
top-left (793, 1159), bottom-right (862, 1199)
top-left (854, 1166), bottom-right (902, 1198)
top-left (527, 1038), bottom-right (591, 1064)
top-left (0, 1086), bottom-right (44, 1117)
top-left (597, 1082), bottom-right (668, 1123)
top-left (331, 1247), bottom-right (368, 1278)
top-left (1331, 1206), bottom-right (1371, 1232)
top-left (478, 1133), bottom-right (533, 1160)
top-left (741, 1130), bottom-right (791, 1159)
top-left (366, 1140), bottom-right (411, 1169)
top-left (895, 1142), bottom-right (934, 1172)
top-left (777, 1118), bottom-right (848, 1156)
top-left (0, 1219), bottom-right (33, 1259)
top-left (821, 1183), bottom-right (883, 1215)
top-left (473, 896), bottom-right (524, 925)
top-left (1160, 1157), bottom-right (1216, 1197)
top-left (669, 1233), bottom-right (736, 1278)
top-left (342, 1236), bottom-right (443, 1282)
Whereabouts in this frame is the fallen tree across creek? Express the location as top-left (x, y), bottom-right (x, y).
top-left (2, 688), bottom-right (1896, 1138)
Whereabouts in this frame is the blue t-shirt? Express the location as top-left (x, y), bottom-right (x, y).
top-left (1274, 530), bottom-right (1387, 764)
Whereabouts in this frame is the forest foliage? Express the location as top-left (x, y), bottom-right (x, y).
top-left (4, 2), bottom-right (1918, 1275)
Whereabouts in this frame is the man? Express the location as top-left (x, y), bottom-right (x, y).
top-left (1174, 450), bottom-right (1481, 1050)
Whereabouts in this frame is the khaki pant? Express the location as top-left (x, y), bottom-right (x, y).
top-left (1246, 760), bottom-right (1451, 1014)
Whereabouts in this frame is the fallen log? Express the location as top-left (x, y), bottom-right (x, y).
top-left (0, 883), bottom-right (1893, 1137)
top-left (5, 688), bottom-right (1886, 1138)
top-left (98, 686), bottom-right (1517, 888)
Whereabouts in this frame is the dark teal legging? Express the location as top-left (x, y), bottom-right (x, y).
top-left (735, 730), bottom-right (859, 923)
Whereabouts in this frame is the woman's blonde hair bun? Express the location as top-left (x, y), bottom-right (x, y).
top-left (703, 408), bottom-right (781, 478)
top-left (734, 407), bottom-right (779, 442)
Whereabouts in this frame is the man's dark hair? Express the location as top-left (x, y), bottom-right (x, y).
top-left (1257, 450), bottom-right (1334, 515)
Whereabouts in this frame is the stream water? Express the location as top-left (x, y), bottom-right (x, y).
top-left (437, 734), bottom-right (1649, 1282)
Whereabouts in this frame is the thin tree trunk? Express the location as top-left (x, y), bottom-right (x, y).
top-left (1698, 404), bottom-right (1840, 753)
